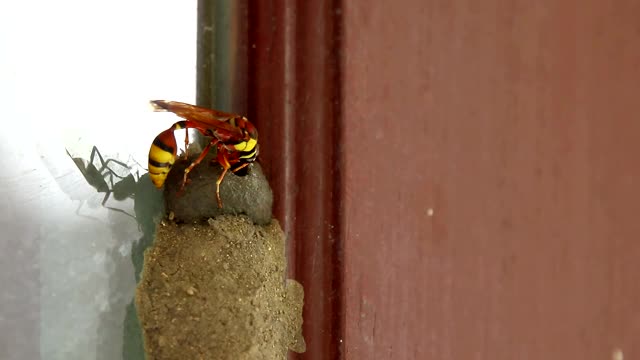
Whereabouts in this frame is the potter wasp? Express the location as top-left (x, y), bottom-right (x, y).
top-left (148, 100), bottom-right (259, 208)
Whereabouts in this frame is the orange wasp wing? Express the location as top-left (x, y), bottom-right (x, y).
top-left (150, 100), bottom-right (244, 139)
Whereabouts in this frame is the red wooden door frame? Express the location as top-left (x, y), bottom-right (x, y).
top-left (247, 2), bottom-right (344, 359)
top-left (197, 1), bottom-right (344, 358)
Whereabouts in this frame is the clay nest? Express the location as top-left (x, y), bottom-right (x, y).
top-left (163, 151), bottom-right (273, 225)
top-left (134, 151), bottom-right (305, 359)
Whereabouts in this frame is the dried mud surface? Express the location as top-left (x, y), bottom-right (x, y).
top-left (135, 216), bottom-right (305, 360)
top-left (164, 152), bottom-right (273, 225)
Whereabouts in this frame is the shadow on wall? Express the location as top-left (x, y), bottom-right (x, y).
top-left (63, 146), bottom-right (164, 359)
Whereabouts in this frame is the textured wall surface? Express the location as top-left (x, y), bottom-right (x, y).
top-left (341, 1), bottom-right (640, 359)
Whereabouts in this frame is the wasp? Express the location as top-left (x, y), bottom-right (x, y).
top-left (147, 100), bottom-right (259, 208)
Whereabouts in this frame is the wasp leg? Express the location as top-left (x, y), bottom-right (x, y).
top-left (214, 146), bottom-right (237, 208)
top-left (178, 141), bottom-right (213, 194)
top-left (232, 162), bottom-right (249, 173)
top-left (183, 128), bottom-right (190, 159)
top-left (212, 162), bottom-right (250, 208)
top-left (215, 166), bottom-right (229, 209)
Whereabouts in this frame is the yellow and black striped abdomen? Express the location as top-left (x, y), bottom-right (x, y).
top-left (148, 128), bottom-right (179, 188)
top-left (233, 137), bottom-right (259, 162)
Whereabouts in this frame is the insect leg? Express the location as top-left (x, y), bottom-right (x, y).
top-left (181, 122), bottom-right (210, 159)
top-left (184, 129), bottom-right (190, 159)
top-left (178, 140), bottom-right (214, 194)
top-left (231, 162), bottom-right (249, 174)
top-left (214, 148), bottom-right (234, 209)
top-left (215, 166), bottom-right (229, 209)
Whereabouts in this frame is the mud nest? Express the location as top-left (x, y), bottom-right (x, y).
top-left (135, 149), bottom-right (304, 359)
top-left (136, 216), bottom-right (305, 359)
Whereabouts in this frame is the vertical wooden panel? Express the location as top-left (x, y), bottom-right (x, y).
top-left (248, 1), bottom-right (343, 359)
top-left (342, 0), bottom-right (640, 359)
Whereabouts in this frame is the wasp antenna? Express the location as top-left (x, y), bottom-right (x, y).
top-left (149, 100), bottom-right (170, 112)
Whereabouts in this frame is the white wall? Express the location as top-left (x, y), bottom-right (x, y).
top-left (0, 1), bottom-right (196, 359)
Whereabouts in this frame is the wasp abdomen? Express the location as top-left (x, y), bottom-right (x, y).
top-left (148, 128), bottom-right (178, 188)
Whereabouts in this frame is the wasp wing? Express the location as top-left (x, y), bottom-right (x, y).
top-left (150, 100), bottom-right (245, 137)
top-left (150, 100), bottom-right (239, 120)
